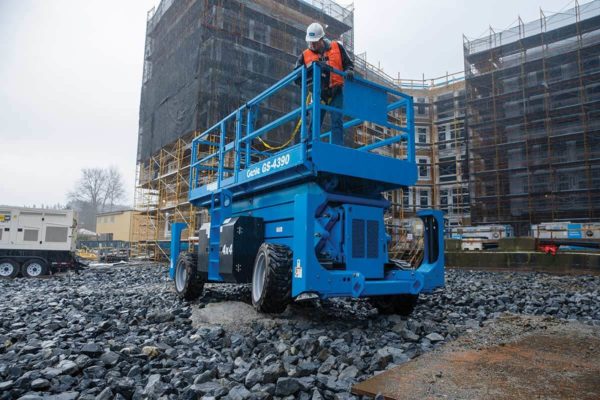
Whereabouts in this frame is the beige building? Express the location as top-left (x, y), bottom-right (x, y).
top-left (96, 210), bottom-right (141, 242)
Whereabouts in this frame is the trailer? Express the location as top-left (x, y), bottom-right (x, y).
top-left (0, 207), bottom-right (78, 278)
top-left (449, 224), bottom-right (514, 240)
top-left (531, 221), bottom-right (600, 239)
top-left (170, 63), bottom-right (445, 315)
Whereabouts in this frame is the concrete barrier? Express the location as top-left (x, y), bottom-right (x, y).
top-left (445, 239), bottom-right (461, 251)
top-left (446, 251), bottom-right (600, 274)
top-left (498, 237), bottom-right (537, 251)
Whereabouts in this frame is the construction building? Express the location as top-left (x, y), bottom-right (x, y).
top-left (464, 0), bottom-right (600, 234)
top-left (133, 0), bottom-right (355, 259)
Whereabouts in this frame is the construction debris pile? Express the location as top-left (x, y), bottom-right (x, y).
top-left (0, 264), bottom-right (598, 399)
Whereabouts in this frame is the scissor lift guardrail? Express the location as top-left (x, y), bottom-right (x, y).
top-left (189, 63), bottom-right (416, 207)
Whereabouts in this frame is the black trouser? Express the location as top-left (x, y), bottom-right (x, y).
top-left (314, 85), bottom-right (346, 146)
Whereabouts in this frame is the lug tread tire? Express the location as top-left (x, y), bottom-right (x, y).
top-left (175, 252), bottom-right (204, 301)
top-left (253, 243), bottom-right (292, 314)
top-left (372, 294), bottom-right (419, 316)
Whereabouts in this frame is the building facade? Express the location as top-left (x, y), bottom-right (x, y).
top-left (464, 0), bottom-right (600, 234)
top-left (395, 73), bottom-right (470, 228)
top-left (96, 210), bottom-right (141, 242)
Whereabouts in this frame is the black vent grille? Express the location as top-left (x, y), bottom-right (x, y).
top-left (352, 219), bottom-right (379, 259)
top-left (367, 220), bottom-right (379, 259)
top-left (352, 219), bottom-right (365, 258)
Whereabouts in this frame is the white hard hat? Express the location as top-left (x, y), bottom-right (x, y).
top-left (306, 22), bottom-right (325, 42)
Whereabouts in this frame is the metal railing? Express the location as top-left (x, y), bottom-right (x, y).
top-left (300, 0), bottom-right (354, 23)
top-left (395, 71), bottom-right (466, 90)
top-left (189, 63), bottom-right (415, 194)
top-left (464, 0), bottom-right (600, 54)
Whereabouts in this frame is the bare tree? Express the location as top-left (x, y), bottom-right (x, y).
top-left (103, 166), bottom-right (125, 212)
top-left (68, 167), bottom-right (128, 231)
top-left (68, 168), bottom-right (107, 213)
top-left (68, 166), bottom-right (126, 213)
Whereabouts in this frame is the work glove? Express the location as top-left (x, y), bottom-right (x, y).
top-left (316, 60), bottom-right (330, 71)
top-left (345, 70), bottom-right (354, 81)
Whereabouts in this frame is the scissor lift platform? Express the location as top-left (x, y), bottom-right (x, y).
top-left (189, 64), bottom-right (417, 206)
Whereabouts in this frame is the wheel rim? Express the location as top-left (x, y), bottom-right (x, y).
top-left (0, 262), bottom-right (14, 277)
top-left (175, 261), bottom-right (187, 292)
top-left (252, 252), bottom-right (266, 303)
top-left (26, 262), bottom-right (43, 277)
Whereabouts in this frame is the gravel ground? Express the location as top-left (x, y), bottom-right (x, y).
top-left (0, 264), bottom-right (598, 399)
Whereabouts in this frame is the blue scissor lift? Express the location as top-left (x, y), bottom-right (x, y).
top-left (170, 63), bottom-right (444, 315)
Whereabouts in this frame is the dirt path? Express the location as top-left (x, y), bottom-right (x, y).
top-left (353, 314), bottom-right (600, 399)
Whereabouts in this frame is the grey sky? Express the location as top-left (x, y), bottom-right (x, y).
top-left (0, 0), bottom-right (574, 207)
top-left (351, 0), bottom-right (575, 78)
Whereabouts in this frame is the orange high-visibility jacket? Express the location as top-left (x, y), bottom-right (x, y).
top-left (303, 41), bottom-right (344, 88)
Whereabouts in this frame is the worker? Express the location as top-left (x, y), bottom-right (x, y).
top-left (295, 22), bottom-right (354, 146)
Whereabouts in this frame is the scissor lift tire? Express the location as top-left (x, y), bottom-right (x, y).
top-left (252, 243), bottom-right (292, 314)
top-left (372, 294), bottom-right (419, 316)
top-left (175, 252), bottom-right (204, 301)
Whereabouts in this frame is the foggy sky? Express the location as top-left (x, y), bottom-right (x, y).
top-left (0, 0), bottom-right (574, 207)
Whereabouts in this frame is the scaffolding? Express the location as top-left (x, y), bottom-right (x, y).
top-left (464, 0), bottom-right (600, 234)
top-left (131, 133), bottom-right (202, 259)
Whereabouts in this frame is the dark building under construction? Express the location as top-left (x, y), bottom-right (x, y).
top-left (464, 0), bottom-right (600, 234)
top-left (133, 0), bottom-right (355, 258)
